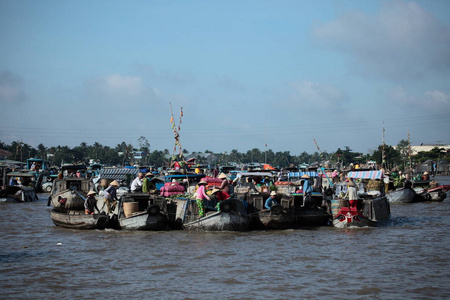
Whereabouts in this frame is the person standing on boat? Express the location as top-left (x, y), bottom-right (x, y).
top-left (302, 174), bottom-right (313, 207)
top-left (130, 172), bottom-right (144, 193)
top-left (345, 180), bottom-right (358, 209)
top-left (218, 173), bottom-right (230, 194)
top-left (84, 190), bottom-right (99, 215)
top-left (195, 180), bottom-right (210, 218)
top-left (104, 180), bottom-right (119, 213)
top-left (265, 191), bottom-right (279, 210)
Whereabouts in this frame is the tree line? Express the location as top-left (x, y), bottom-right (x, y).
top-left (0, 137), bottom-right (447, 171)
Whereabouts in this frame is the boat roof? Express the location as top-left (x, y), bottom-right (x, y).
top-left (61, 164), bottom-right (87, 171)
top-left (99, 168), bottom-right (139, 180)
top-left (235, 172), bottom-right (274, 178)
top-left (287, 171), bottom-right (319, 178)
top-left (7, 171), bottom-right (36, 177)
top-left (347, 170), bottom-right (384, 179)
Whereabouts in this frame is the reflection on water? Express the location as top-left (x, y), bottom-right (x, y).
top-left (1, 177), bottom-right (449, 299)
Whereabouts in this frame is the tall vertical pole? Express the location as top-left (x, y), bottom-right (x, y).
top-left (408, 128), bottom-right (412, 177)
top-left (382, 123), bottom-right (385, 170)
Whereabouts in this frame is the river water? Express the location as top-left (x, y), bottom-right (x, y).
top-left (1, 177), bottom-right (450, 299)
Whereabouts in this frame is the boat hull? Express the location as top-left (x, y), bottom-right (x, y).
top-left (387, 188), bottom-right (417, 203)
top-left (184, 211), bottom-right (250, 231)
top-left (332, 196), bottom-right (390, 228)
top-left (119, 211), bottom-right (170, 231)
top-left (249, 210), bottom-right (296, 230)
top-left (51, 209), bottom-right (108, 230)
top-left (172, 198), bottom-right (250, 231)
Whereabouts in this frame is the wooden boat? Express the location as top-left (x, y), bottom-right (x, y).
top-left (50, 207), bottom-right (108, 230)
top-left (247, 194), bottom-right (296, 230)
top-left (386, 188), bottom-right (417, 203)
top-left (332, 170), bottom-right (391, 228)
top-left (113, 194), bottom-right (173, 231)
top-left (171, 197), bottom-right (250, 231)
top-left (281, 192), bottom-right (331, 227)
top-left (414, 185), bottom-right (449, 202)
top-left (0, 171), bottom-right (38, 202)
top-left (0, 185), bottom-right (36, 203)
top-left (48, 165), bottom-right (95, 210)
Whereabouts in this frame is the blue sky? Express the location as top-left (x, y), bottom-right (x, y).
top-left (1, 0), bottom-right (449, 156)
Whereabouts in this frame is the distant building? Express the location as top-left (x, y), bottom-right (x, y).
top-left (410, 144), bottom-right (450, 155)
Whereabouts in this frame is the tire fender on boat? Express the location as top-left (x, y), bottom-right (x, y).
top-left (270, 204), bottom-right (283, 215)
top-left (147, 204), bottom-right (160, 215)
top-left (219, 200), bottom-right (232, 212)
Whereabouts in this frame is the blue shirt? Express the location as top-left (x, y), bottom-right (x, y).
top-left (265, 196), bottom-right (278, 210)
top-left (303, 179), bottom-right (313, 195)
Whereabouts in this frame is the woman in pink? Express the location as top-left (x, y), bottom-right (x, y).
top-left (196, 180), bottom-right (210, 217)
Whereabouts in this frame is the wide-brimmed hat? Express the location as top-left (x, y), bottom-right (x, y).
top-left (270, 191), bottom-right (277, 196)
top-left (424, 172), bottom-right (428, 175)
top-left (198, 180), bottom-right (208, 185)
top-left (211, 188), bottom-right (221, 194)
top-left (301, 174), bottom-right (310, 179)
top-left (145, 172), bottom-right (153, 177)
top-left (87, 190), bottom-right (96, 196)
top-left (218, 173), bottom-right (227, 179)
top-left (110, 180), bottom-right (119, 186)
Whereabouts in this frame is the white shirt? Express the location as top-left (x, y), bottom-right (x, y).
top-left (130, 177), bottom-right (143, 192)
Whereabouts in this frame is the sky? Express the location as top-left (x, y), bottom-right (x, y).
top-left (1, 0), bottom-right (449, 156)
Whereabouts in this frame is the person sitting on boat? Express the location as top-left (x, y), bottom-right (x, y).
top-left (218, 173), bottom-right (230, 194)
top-left (265, 191), bottom-right (279, 210)
top-left (302, 174), bottom-right (313, 207)
top-left (142, 172), bottom-right (157, 194)
top-left (422, 172), bottom-right (429, 181)
top-left (130, 172), bottom-right (144, 193)
top-left (344, 180), bottom-right (358, 209)
top-left (84, 190), bottom-right (99, 215)
top-left (104, 180), bottom-right (119, 213)
top-left (195, 180), bottom-right (211, 218)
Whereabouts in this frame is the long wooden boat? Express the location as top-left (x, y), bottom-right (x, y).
top-left (171, 197), bottom-right (250, 231)
top-left (414, 185), bottom-right (449, 202)
top-left (386, 188), bottom-right (417, 203)
top-left (332, 170), bottom-right (391, 228)
top-left (114, 194), bottom-right (173, 231)
top-left (0, 185), bottom-right (36, 203)
top-left (48, 165), bottom-right (95, 209)
top-left (50, 208), bottom-right (108, 230)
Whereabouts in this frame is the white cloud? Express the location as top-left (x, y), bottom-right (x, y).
top-left (289, 80), bottom-right (348, 111)
top-left (86, 73), bottom-right (159, 105)
top-left (313, 0), bottom-right (450, 80)
top-left (0, 70), bottom-right (27, 103)
top-left (388, 87), bottom-right (450, 113)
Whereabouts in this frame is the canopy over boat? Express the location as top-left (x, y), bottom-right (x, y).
top-left (99, 168), bottom-right (139, 180)
top-left (287, 171), bottom-right (319, 179)
top-left (347, 170), bottom-right (384, 180)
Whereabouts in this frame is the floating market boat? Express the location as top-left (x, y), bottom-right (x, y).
top-left (113, 194), bottom-right (174, 231)
top-left (171, 197), bottom-right (250, 231)
top-left (331, 170), bottom-right (391, 228)
top-left (246, 194), bottom-right (296, 230)
top-left (48, 164), bottom-right (95, 210)
top-left (0, 171), bottom-right (38, 202)
top-left (50, 207), bottom-right (108, 230)
top-left (414, 185), bottom-right (449, 202)
top-left (386, 187), bottom-right (417, 203)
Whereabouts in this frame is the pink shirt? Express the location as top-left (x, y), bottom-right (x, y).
top-left (196, 185), bottom-right (209, 200)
